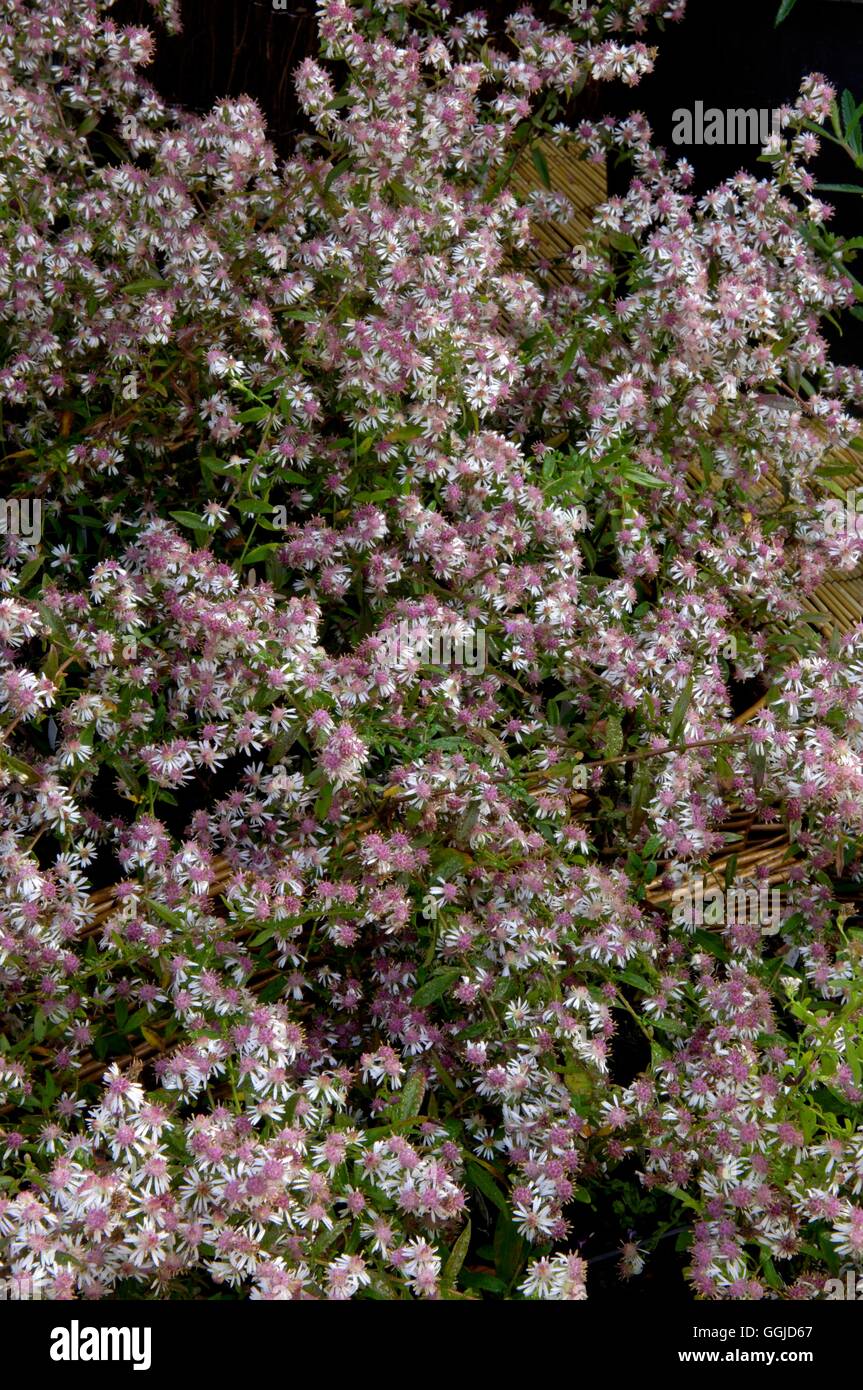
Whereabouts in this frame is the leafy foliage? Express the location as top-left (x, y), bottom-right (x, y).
top-left (0, 0), bottom-right (863, 1302)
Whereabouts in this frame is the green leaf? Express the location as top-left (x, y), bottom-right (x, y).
top-left (723, 853), bottom-right (738, 890)
top-left (662, 1184), bottom-right (702, 1213)
top-left (800, 1105), bottom-right (820, 1143)
top-left (397, 1071), bottom-right (426, 1123)
top-left (559, 337), bottom-right (579, 375)
top-left (16, 554), bottom-right (43, 588)
top-left (354, 489), bottom-right (395, 503)
top-left (462, 1271), bottom-right (505, 1294)
top-left (258, 978), bottom-right (285, 1003)
top-left (602, 713), bottom-right (623, 761)
top-left (697, 442), bottom-right (715, 483)
top-left (121, 277), bottom-right (169, 294)
top-left (412, 968), bottom-right (462, 1009)
top-left (692, 929), bottom-right (730, 962)
top-left (250, 926), bottom-right (275, 948)
top-left (0, 752), bottom-right (39, 785)
top-left (324, 157), bottom-right (352, 191)
top-left (564, 1066), bottom-right (594, 1096)
top-left (760, 1250), bottom-right (783, 1290)
top-left (100, 132), bottom-right (129, 162)
top-left (430, 849), bottom-right (472, 879)
top-left (235, 498), bottom-right (274, 515)
top-left (33, 601), bottom-right (73, 647)
top-left (774, 0), bottom-right (798, 24)
top-left (841, 90), bottom-right (863, 154)
top-left (606, 229), bottom-right (639, 255)
top-left (668, 680), bottom-right (693, 745)
top-left (200, 452), bottom-right (241, 476)
top-left (146, 900), bottom-right (187, 930)
top-left (243, 544), bottom-right (279, 564)
top-left (467, 1160), bottom-right (509, 1214)
top-left (169, 510), bottom-right (206, 529)
top-left (619, 462), bottom-right (665, 489)
top-left (386, 425), bottom-right (423, 444)
top-left (530, 145), bottom-right (551, 190)
top-left (314, 781), bottom-right (333, 821)
top-left (616, 969), bottom-right (654, 992)
top-left (441, 1221), bottom-right (471, 1294)
top-left (815, 184), bottom-right (863, 196)
top-left (493, 1209), bottom-right (526, 1286)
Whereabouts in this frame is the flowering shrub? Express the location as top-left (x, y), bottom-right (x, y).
top-left (2, 0), bottom-right (863, 1301)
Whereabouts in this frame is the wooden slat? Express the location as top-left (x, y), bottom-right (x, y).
top-left (510, 139), bottom-right (606, 285)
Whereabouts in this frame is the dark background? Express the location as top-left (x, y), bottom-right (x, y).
top-left (115, 0), bottom-right (319, 146)
top-left (599, 0), bottom-right (863, 360)
top-left (113, 0), bottom-right (863, 163)
top-left (112, 0), bottom-right (863, 359)
top-left (603, 0), bottom-right (863, 190)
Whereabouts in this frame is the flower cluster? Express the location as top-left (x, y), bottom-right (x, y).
top-left (2, 0), bottom-right (863, 1301)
